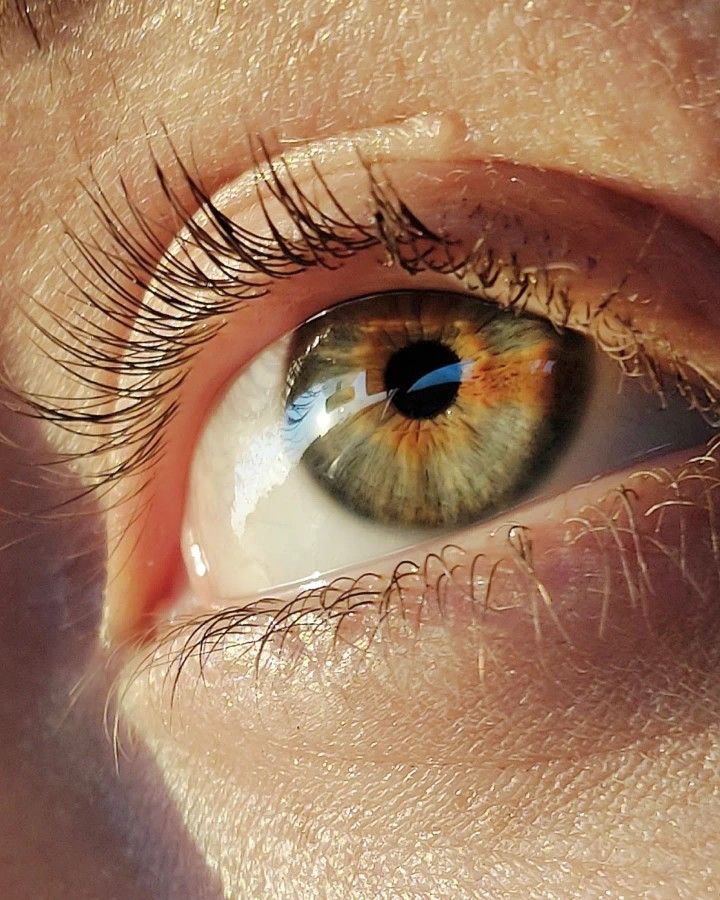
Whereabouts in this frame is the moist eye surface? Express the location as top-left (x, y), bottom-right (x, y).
top-left (90, 145), bottom-right (720, 637)
top-left (286, 290), bottom-right (589, 527)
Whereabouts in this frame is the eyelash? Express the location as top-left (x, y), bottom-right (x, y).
top-left (12, 136), bottom-right (720, 515)
top-left (114, 432), bottom-right (720, 715)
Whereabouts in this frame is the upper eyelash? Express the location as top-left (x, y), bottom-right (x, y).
top-left (13, 141), bottom-right (452, 497)
top-left (7, 135), bottom-right (720, 505)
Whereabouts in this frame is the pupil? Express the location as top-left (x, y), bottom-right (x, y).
top-left (384, 340), bottom-right (461, 420)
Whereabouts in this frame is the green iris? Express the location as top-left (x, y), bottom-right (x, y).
top-left (284, 290), bottom-right (589, 527)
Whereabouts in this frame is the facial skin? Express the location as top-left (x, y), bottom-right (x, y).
top-left (1, 1), bottom-right (719, 897)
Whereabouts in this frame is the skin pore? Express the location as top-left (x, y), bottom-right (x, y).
top-left (1, 1), bottom-right (720, 897)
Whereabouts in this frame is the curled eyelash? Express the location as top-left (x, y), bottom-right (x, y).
top-left (8, 139), bottom-right (446, 498)
top-left (3, 129), bottom-right (720, 710)
top-left (6, 133), bottom-right (720, 512)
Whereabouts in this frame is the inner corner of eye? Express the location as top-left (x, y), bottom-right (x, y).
top-left (174, 288), bottom-right (603, 606)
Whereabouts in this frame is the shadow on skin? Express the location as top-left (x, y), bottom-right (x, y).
top-left (0, 392), bottom-right (223, 899)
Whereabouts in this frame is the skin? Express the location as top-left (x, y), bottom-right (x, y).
top-left (1, 0), bottom-right (719, 897)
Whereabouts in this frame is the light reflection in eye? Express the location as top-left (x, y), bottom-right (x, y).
top-left (180, 289), bottom-right (713, 601)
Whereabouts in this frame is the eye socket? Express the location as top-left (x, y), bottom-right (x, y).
top-left (181, 288), bottom-right (712, 601)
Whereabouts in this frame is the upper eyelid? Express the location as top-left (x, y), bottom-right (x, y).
top-left (13, 128), bottom-right (714, 645)
top-left (11, 135), bottom-right (720, 507)
top-left (21, 148), bottom-right (448, 486)
top-left (11, 142), bottom-right (470, 495)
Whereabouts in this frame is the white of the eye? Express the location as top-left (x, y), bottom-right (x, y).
top-left (182, 333), bottom-right (713, 602)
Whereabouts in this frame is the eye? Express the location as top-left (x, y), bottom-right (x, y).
top-left (182, 285), bottom-right (712, 602)
top-left (70, 124), bottom-right (720, 641)
top-left (284, 291), bottom-right (586, 528)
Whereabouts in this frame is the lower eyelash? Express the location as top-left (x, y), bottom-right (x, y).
top-left (7, 135), bottom-right (719, 509)
top-left (113, 434), bottom-right (720, 707)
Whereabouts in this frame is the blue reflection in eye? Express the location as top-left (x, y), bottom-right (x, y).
top-left (407, 359), bottom-right (473, 392)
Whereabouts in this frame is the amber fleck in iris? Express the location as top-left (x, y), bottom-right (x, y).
top-left (284, 291), bottom-right (589, 527)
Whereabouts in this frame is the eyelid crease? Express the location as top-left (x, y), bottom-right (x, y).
top-left (0, 0), bottom-right (44, 49)
top-left (0, 0), bottom-right (86, 53)
top-left (14, 136), bottom-right (465, 499)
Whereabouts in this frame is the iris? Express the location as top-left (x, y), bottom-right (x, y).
top-left (285, 291), bottom-right (589, 527)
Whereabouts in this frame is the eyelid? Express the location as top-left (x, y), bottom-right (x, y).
top-left (39, 118), bottom-right (719, 644)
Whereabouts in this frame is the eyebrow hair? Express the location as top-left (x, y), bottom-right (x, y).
top-left (0, 0), bottom-right (86, 52)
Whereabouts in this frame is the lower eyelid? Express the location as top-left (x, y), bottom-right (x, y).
top-left (117, 439), bottom-right (720, 769)
top-left (177, 441), bottom-right (718, 635)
